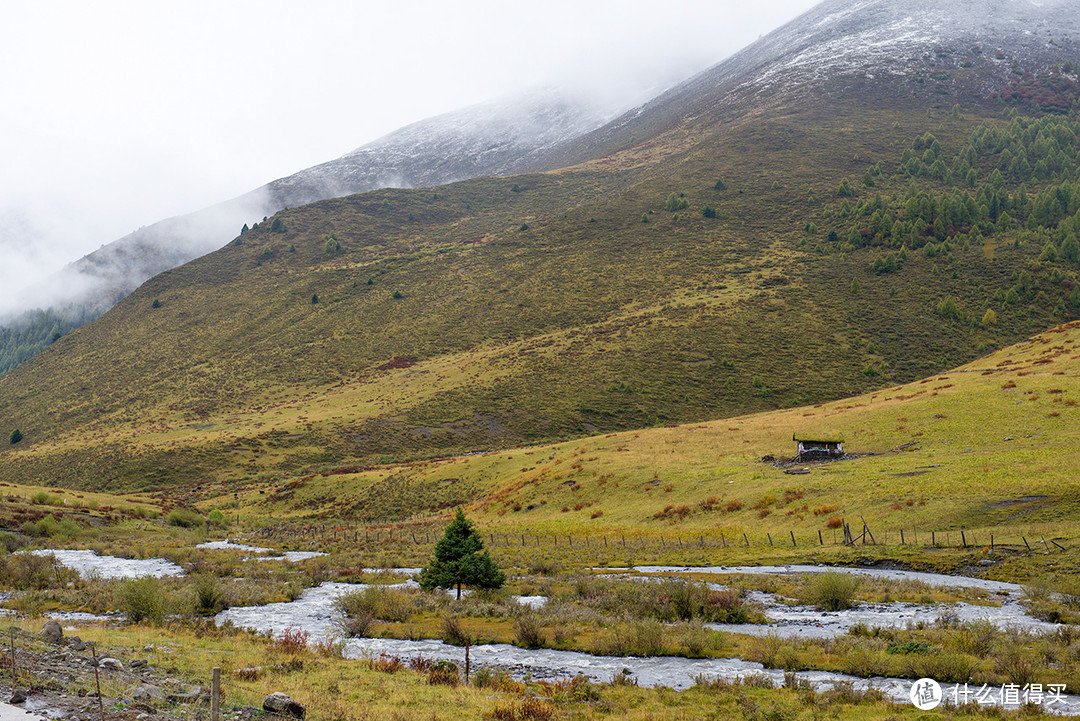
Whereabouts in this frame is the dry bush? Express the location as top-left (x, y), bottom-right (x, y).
top-left (698, 496), bottom-right (721, 511)
top-left (514, 612), bottom-right (546, 649)
top-left (338, 610), bottom-right (376, 638)
top-left (426, 660), bottom-right (459, 686)
top-left (365, 652), bottom-right (404, 673)
top-left (274, 626), bottom-right (309, 655)
top-left (407, 655), bottom-right (433, 672)
top-left (752, 494), bottom-right (777, 510)
top-left (441, 615), bottom-right (470, 645)
top-left (519, 696), bottom-right (554, 720)
top-left (233, 667), bottom-right (261, 681)
top-left (491, 701), bottom-right (516, 721)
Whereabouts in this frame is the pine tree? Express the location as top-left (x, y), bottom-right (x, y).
top-left (1039, 240), bottom-right (1058, 263)
top-left (1061, 234), bottom-right (1080, 262)
top-left (420, 509), bottom-right (505, 599)
top-left (9, 429), bottom-right (22, 445)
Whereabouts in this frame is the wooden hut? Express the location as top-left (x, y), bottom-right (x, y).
top-left (793, 433), bottom-right (845, 461)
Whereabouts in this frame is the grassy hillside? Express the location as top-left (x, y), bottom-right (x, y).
top-left (6, 320), bottom-right (1078, 582)
top-left (214, 319), bottom-right (1079, 567)
top-left (0, 89), bottom-right (1078, 492)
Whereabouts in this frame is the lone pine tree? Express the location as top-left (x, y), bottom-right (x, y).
top-left (419, 508), bottom-right (505, 599)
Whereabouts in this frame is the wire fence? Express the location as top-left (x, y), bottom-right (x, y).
top-left (255, 520), bottom-right (1069, 555)
top-left (0, 626), bottom-right (275, 721)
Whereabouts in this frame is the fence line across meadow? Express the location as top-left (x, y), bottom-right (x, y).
top-left (254, 521), bottom-right (1069, 555)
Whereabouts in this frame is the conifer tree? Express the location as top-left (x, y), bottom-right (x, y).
top-left (420, 509), bottom-right (505, 599)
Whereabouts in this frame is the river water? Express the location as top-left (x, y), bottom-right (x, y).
top-left (30, 549), bottom-right (1078, 713)
top-left (213, 579), bottom-right (1079, 714)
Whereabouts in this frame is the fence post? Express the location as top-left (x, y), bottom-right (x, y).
top-left (790, 531), bottom-right (796, 547)
top-left (8, 628), bottom-right (15, 697)
top-left (212, 667), bottom-right (221, 721)
top-left (91, 643), bottom-right (105, 721)
top-left (900, 529), bottom-right (905, 545)
top-left (767, 533), bottom-right (773, 547)
top-left (818, 530), bottom-right (823, 546)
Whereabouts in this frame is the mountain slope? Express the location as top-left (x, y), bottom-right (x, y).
top-left (240, 319), bottom-right (1080, 551)
top-left (7, 86), bottom-right (643, 321)
top-left (1, 0), bottom-right (1079, 492)
top-left (536, 0), bottom-right (1080, 171)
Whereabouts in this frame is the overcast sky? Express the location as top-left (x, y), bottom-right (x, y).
top-left (0, 0), bottom-right (820, 301)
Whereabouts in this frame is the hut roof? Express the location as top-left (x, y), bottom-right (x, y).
top-left (793, 432), bottom-right (845, 444)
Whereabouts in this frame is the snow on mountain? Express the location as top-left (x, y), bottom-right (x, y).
top-left (10, 0), bottom-right (1080, 319)
top-left (536, 0), bottom-right (1080, 168)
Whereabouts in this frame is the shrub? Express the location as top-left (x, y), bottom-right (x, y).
top-left (192, 574), bottom-right (227, 615)
top-left (751, 494), bottom-right (776, 509)
top-left (664, 193), bottom-right (689, 212)
top-left (514, 612), bottom-right (546, 649)
top-left (119, 576), bottom-right (165, 624)
top-left (338, 611), bottom-right (375, 638)
top-left (0, 552), bottom-right (78, 590)
top-left (274, 626), bottom-right (310, 655)
top-left (519, 696), bottom-right (554, 721)
top-left (473, 667), bottom-right (495, 688)
top-left (335, 585), bottom-right (415, 623)
top-left (166, 508), bottom-right (204, 528)
top-left (206, 509), bottom-right (229, 529)
top-left (807, 572), bottom-right (859, 611)
top-left (630, 619), bottom-right (665, 656)
top-left (9, 429), bottom-right (22, 445)
top-left (441, 615), bottom-right (470, 646)
top-left (527, 558), bottom-right (561, 576)
top-left (367, 652), bottom-right (404, 673)
top-left (841, 645), bottom-right (888, 676)
top-left (24, 514), bottom-right (80, 539)
top-left (492, 701), bottom-right (516, 721)
top-left (31, 491), bottom-right (56, 505)
top-left (427, 660), bottom-right (459, 686)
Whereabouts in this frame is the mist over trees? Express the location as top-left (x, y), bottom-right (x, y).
top-left (0, 306), bottom-right (104, 376)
